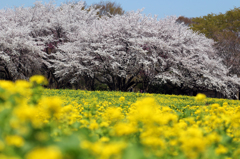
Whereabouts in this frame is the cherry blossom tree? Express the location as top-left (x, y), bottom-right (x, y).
top-left (0, 1), bottom-right (98, 83)
top-left (1, 1), bottom-right (240, 98)
top-left (0, 6), bottom-right (46, 80)
top-left (51, 10), bottom-right (152, 91)
top-left (51, 10), bottom-right (240, 98)
top-left (142, 16), bottom-right (240, 98)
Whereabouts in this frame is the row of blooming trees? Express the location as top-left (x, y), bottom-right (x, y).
top-left (0, 1), bottom-right (240, 98)
top-left (0, 1), bottom-right (98, 83)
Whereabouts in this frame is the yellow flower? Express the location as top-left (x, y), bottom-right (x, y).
top-left (15, 80), bottom-right (31, 88)
top-left (13, 104), bottom-right (37, 122)
top-left (0, 80), bottom-right (15, 90)
top-left (195, 93), bottom-right (206, 101)
top-left (206, 132), bottom-right (221, 144)
top-left (141, 136), bottom-right (165, 148)
top-left (60, 105), bottom-right (72, 113)
top-left (223, 102), bottom-right (228, 107)
top-left (100, 122), bottom-right (109, 127)
top-left (100, 137), bottom-right (110, 142)
top-left (119, 96), bottom-right (125, 102)
top-left (103, 107), bottom-right (123, 123)
top-left (29, 75), bottom-right (48, 85)
top-left (211, 103), bottom-right (220, 109)
top-left (81, 141), bottom-right (127, 159)
top-left (215, 144), bottom-right (228, 155)
top-left (113, 122), bottom-right (138, 136)
top-left (89, 120), bottom-right (99, 130)
top-left (169, 140), bottom-right (178, 146)
top-left (5, 135), bottom-right (24, 147)
top-left (26, 146), bottom-right (62, 159)
top-left (100, 142), bottom-right (127, 159)
top-left (128, 97), bottom-right (158, 123)
top-left (80, 119), bottom-right (89, 128)
top-left (181, 137), bottom-right (206, 158)
top-left (40, 97), bottom-right (62, 115)
top-left (161, 113), bottom-right (178, 125)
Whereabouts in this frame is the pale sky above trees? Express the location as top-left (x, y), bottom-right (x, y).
top-left (0, 0), bottom-right (240, 18)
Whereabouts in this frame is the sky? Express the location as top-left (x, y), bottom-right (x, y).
top-left (0, 0), bottom-right (240, 18)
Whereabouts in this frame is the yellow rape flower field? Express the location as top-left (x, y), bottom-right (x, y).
top-left (1, 76), bottom-right (240, 159)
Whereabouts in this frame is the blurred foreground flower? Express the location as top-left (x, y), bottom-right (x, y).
top-left (119, 96), bottom-right (125, 102)
top-left (26, 146), bottom-right (62, 159)
top-left (29, 75), bottom-right (48, 86)
top-left (5, 135), bottom-right (24, 147)
top-left (195, 93), bottom-right (206, 102)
